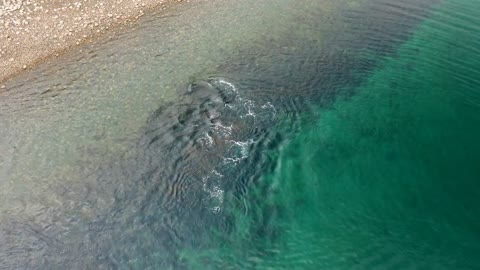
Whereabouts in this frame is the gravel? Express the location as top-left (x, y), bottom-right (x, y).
top-left (0, 0), bottom-right (186, 84)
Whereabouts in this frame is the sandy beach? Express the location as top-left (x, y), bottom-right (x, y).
top-left (0, 0), bottom-right (185, 85)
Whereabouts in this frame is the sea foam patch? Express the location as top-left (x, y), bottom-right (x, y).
top-left (197, 78), bottom-right (277, 213)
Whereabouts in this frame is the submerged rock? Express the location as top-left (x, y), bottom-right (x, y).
top-left (178, 78), bottom-right (239, 127)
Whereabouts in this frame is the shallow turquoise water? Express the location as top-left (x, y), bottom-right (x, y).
top-left (1, 0), bottom-right (479, 269)
top-left (184, 1), bottom-right (480, 269)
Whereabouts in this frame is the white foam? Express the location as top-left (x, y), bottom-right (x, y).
top-left (215, 78), bottom-right (238, 94)
top-left (224, 103), bottom-right (235, 109)
top-left (244, 99), bottom-right (256, 119)
top-left (202, 169), bottom-right (225, 214)
top-left (212, 121), bottom-right (233, 138)
top-left (199, 132), bottom-right (214, 146)
top-left (199, 78), bottom-right (277, 214)
top-left (223, 138), bottom-right (254, 165)
top-left (261, 101), bottom-right (277, 117)
top-left (211, 206), bottom-right (222, 214)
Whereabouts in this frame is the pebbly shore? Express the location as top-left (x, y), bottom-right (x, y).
top-left (0, 0), bottom-right (186, 86)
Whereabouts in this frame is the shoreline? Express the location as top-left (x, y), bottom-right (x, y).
top-left (0, 0), bottom-right (186, 86)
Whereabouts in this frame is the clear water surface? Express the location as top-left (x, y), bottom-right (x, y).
top-left (1, 0), bottom-right (479, 269)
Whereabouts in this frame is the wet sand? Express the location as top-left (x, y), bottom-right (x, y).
top-left (0, 0), bottom-right (186, 86)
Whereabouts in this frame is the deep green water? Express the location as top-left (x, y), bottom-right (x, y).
top-left (184, 1), bottom-right (480, 269)
top-left (1, 0), bottom-right (480, 269)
